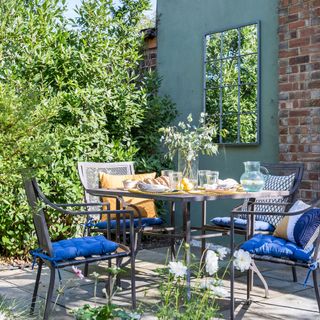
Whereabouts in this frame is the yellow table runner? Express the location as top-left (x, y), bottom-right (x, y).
top-left (128, 188), bottom-right (246, 196)
top-left (128, 189), bottom-right (186, 195)
top-left (188, 189), bottom-right (245, 196)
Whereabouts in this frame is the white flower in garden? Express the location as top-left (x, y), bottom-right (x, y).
top-left (127, 312), bottom-right (141, 319)
top-left (178, 121), bottom-right (186, 129)
top-left (72, 266), bottom-right (84, 279)
top-left (234, 249), bottom-right (252, 272)
top-left (169, 261), bottom-right (187, 278)
top-left (211, 285), bottom-right (228, 298)
top-left (187, 113), bottom-right (193, 122)
top-left (0, 312), bottom-right (6, 320)
top-left (205, 250), bottom-right (219, 275)
top-left (200, 278), bottom-right (214, 289)
top-left (216, 247), bottom-right (230, 260)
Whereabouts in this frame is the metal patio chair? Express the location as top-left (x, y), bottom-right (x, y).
top-left (230, 199), bottom-right (320, 318)
top-left (77, 162), bottom-right (172, 242)
top-left (198, 162), bottom-right (304, 282)
top-left (24, 177), bottom-right (136, 320)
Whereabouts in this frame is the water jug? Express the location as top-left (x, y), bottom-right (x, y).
top-left (240, 161), bottom-right (269, 192)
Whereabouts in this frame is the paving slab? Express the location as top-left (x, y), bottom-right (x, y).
top-left (0, 247), bottom-right (319, 319)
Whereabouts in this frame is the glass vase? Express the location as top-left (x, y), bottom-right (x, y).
top-left (177, 151), bottom-right (199, 188)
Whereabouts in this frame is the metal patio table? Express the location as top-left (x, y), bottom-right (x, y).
top-left (86, 187), bottom-right (289, 319)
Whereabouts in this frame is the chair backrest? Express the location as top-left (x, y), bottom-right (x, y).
top-left (24, 177), bottom-right (54, 256)
top-left (253, 162), bottom-right (304, 226)
top-left (77, 161), bottom-right (135, 205)
top-left (261, 162), bottom-right (304, 203)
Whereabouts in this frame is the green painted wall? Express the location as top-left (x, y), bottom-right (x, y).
top-left (157, 0), bottom-right (280, 236)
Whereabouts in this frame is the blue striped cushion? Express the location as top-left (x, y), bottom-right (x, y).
top-left (211, 217), bottom-right (274, 231)
top-left (241, 234), bottom-right (313, 262)
top-left (93, 217), bottom-right (163, 229)
top-left (294, 208), bottom-right (320, 249)
top-left (51, 236), bottom-right (118, 261)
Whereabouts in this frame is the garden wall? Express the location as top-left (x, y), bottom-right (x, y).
top-left (141, 28), bottom-right (157, 71)
top-left (152, 0), bottom-right (319, 202)
top-left (156, 0), bottom-right (280, 231)
top-left (278, 0), bottom-right (320, 200)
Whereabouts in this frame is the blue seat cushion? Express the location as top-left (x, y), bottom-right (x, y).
top-left (93, 217), bottom-right (164, 229)
top-left (241, 234), bottom-right (314, 263)
top-left (43, 235), bottom-right (118, 261)
top-left (211, 217), bottom-right (275, 232)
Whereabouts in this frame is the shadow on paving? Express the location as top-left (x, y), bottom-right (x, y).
top-left (0, 247), bottom-right (319, 319)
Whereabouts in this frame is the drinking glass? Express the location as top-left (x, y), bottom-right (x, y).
top-left (169, 171), bottom-right (182, 190)
top-left (161, 169), bottom-right (174, 177)
top-left (198, 170), bottom-right (211, 188)
top-left (206, 171), bottom-right (219, 185)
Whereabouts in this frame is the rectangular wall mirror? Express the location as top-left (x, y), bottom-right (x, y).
top-left (204, 22), bottom-right (260, 144)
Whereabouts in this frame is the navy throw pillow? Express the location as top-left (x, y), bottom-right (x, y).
top-left (293, 208), bottom-right (320, 249)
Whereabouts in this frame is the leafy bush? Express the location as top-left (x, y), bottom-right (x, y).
top-left (0, 0), bottom-right (176, 258)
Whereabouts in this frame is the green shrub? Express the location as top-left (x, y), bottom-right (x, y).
top-left (0, 0), bottom-right (176, 258)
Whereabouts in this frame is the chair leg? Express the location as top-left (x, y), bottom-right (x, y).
top-left (30, 260), bottom-right (43, 314)
top-left (312, 269), bottom-right (320, 313)
top-left (107, 260), bottom-right (112, 297)
top-left (130, 253), bottom-right (136, 309)
top-left (116, 258), bottom-right (122, 287)
top-left (250, 261), bottom-right (269, 298)
top-left (84, 263), bottom-right (89, 277)
top-left (292, 266), bottom-right (298, 282)
top-left (250, 268), bottom-right (254, 291)
top-left (246, 268), bottom-right (252, 301)
top-left (43, 267), bottom-right (56, 320)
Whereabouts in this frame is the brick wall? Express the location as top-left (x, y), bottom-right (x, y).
top-left (141, 28), bottom-right (157, 71)
top-left (278, 0), bottom-right (320, 200)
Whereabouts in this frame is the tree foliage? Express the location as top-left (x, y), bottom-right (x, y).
top-left (0, 0), bottom-right (176, 258)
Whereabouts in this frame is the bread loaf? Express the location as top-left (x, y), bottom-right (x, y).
top-left (143, 178), bottom-right (154, 184)
top-left (157, 176), bottom-right (170, 187)
top-left (143, 176), bottom-right (170, 187)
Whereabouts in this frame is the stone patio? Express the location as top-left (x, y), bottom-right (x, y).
top-left (0, 247), bottom-right (319, 319)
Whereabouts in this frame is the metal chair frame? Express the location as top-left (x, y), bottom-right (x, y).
top-left (229, 199), bottom-right (320, 319)
top-left (24, 177), bottom-right (136, 320)
top-left (197, 162), bottom-right (304, 282)
top-left (200, 162), bottom-right (304, 236)
top-left (77, 161), bottom-right (176, 245)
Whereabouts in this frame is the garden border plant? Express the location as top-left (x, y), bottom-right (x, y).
top-left (0, 0), bottom-right (176, 259)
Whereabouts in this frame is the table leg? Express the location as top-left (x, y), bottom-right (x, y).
top-left (230, 213), bottom-right (235, 320)
top-left (201, 200), bottom-right (207, 256)
top-left (183, 201), bottom-right (191, 300)
top-left (170, 201), bottom-right (176, 260)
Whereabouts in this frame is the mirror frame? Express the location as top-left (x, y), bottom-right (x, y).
top-left (203, 21), bottom-right (261, 145)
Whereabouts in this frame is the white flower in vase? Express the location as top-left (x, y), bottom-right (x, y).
top-left (159, 113), bottom-right (219, 175)
top-left (168, 261), bottom-right (187, 278)
top-left (205, 250), bottom-right (219, 275)
top-left (234, 249), bottom-right (252, 272)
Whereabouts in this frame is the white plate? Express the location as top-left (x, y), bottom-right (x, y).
top-left (136, 181), bottom-right (169, 193)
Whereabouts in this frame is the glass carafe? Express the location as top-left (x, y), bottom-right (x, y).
top-left (240, 161), bottom-right (269, 192)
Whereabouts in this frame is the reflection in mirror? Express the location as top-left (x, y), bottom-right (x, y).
top-left (204, 23), bottom-right (260, 144)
